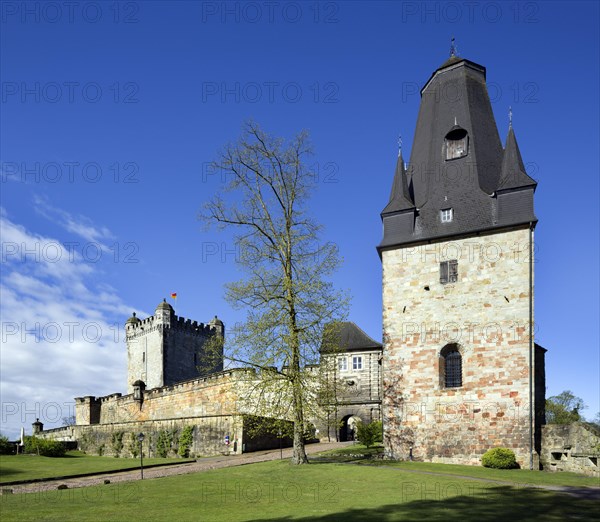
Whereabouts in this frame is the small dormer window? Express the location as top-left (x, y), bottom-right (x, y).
top-left (445, 126), bottom-right (468, 160)
top-left (440, 208), bottom-right (453, 223)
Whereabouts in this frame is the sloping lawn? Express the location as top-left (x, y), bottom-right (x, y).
top-left (0, 451), bottom-right (191, 484)
top-left (320, 444), bottom-right (600, 488)
top-left (0, 460), bottom-right (597, 521)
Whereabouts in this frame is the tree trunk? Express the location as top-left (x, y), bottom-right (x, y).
top-left (291, 377), bottom-right (309, 464)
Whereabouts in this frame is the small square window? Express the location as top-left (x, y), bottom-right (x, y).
top-left (338, 357), bottom-right (347, 372)
top-left (440, 208), bottom-right (453, 223)
top-left (352, 356), bottom-right (363, 370)
top-left (440, 260), bottom-right (458, 284)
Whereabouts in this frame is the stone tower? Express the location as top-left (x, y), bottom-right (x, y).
top-left (378, 55), bottom-right (546, 467)
top-left (125, 300), bottom-right (224, 393)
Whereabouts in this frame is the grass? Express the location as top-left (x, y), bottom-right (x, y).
top-left (320, 444), bottom-right (600, 488)
top-left (0, 459), bottom-right (597, 521)
top-left (0, 451), bottom-right (192, 484)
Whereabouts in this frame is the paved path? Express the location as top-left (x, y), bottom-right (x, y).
top-left (6, 441), bottom-right (351, 495)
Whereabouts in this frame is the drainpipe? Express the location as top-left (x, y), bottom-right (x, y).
top-left (529, 223), bottom-right (534, 470)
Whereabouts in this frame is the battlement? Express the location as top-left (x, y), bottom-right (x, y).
top-left (126, 313), bottom-right (220, 336)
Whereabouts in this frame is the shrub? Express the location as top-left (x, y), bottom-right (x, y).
top-left (0, 434), bottom-right (14, 455)
top-left (111, 431), bottom-right (125, 457)
top-left (128, 432), bottom-right (139, 458)
top-left (156, 430), bottom-right (177, 458)
top-left (23, 436), bottom-right (66, 457)
top-left (356, 421), bottom-right (383, 448)
top-left (481, 448), bottom-right (518, 469)
top-left (178, 426), bottom-right (194, 458)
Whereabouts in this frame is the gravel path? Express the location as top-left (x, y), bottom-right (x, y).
top-left (6, 441), bottom-right (351, 495)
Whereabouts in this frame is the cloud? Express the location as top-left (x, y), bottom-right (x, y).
top-left (33, 195), bottom-right (115, 250)
top-left (0, 208), bottom-right (133, 439)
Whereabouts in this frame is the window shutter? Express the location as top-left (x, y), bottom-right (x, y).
top-left (440, 261), bottom-right (449, 284)
top-left (449, 260), bottom-right (458, 283)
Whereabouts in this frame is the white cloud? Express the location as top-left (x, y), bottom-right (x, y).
top-left (0, 208), bottom-right (133, 439)
top-left (33, 195), bottom-right (115, 250)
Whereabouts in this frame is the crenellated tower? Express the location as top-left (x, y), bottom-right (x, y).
top-left (125, 299), bottom-right (224, 393)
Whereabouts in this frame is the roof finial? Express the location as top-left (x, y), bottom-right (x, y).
top-left (508, 106), bottom-right (513, 129)
top-left (450, 37), bottom-right (458, 57)
top-left (397, 134), bottom-right (402, 157)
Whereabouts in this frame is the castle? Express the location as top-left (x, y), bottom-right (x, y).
top-left (36, 299), bottom-right (382, 457)
top-left (31, 54), bottom-right (599, 474)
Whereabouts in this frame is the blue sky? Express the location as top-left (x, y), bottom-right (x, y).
top-left (1, 1), bottom-right (598, 438)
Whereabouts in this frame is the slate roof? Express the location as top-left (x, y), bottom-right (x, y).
top-left (320, 322), bottom-right (382, 354)
top-left (381, 150), bottom-right (415, 214)
top-left (498, 127), bottom-right (537, 192)
top-left (378, 56), bottom-right (537, 252)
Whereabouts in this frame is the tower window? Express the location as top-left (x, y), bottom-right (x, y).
top-left (444, 127), bottom-right (468, 160)
top-left (440, 208), bottom-right (453, 223)
top-left (440, 260), bottom-right (458, 284)
top-left (440, 344), bottom-right (462, 388)
top-left (353, 356), bottom-right (363, 370)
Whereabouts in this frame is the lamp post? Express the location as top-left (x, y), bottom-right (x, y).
top-left (278, 429), bottom-right (282, 460)
top-left (137, 433), bottom-right (145, 480)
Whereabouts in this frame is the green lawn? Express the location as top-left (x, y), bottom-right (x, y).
top-left (1, 460), bottom-right (598, 521)
top-left (0, 451), bottom-right (192, 484)
top-left (320, 444), bottom-right (600, 488)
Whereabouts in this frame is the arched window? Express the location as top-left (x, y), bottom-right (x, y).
top-left (444, 126), bottom-right (468, 160)
top-left (440, 344), bottom-right (462, 388)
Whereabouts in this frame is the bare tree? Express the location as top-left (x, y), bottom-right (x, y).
top-left (202, 121), bottom-right (349, 464)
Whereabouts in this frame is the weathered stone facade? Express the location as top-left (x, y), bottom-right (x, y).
top-left (126, 301), bottom-right (223, 394)
top-left (312, 322), bottom-right (383, 441)
top-left (540, 423), bottom-right (600, 477)
top-left (382, 228), bottom-right (544, 466)
top-left (39, 369), bottom-right (294, 457)
top-left (319, 349), bottom-right (382, 441)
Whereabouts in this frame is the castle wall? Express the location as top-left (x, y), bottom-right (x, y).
top-left (40, 416), bottom-right (243, 457)
top-left (75, 370), bottom-right (248, 427)
top-left (382, 227), bottom-right (539, 466)
top-left (163, 318), bottom-right (223, 385)
top-left (540, 423), bottom-right (600, 477)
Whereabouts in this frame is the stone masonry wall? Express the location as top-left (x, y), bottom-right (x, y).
top-left (318, 351), bottom-right (382, 441)
top-left (76, 370), bottom-right (247, 427)
top-left (126, 317), bottom-right (164, 393)
top-left (126, 312), bottom-right (222, 394)
top-left (163, 319), bottom-right (223, 385)
top-left (41, 416), bottom-right (243, 457)
top-left (382, 227), bottom-right (539, 466)
top-left (540, 423), bottom-right (600, 477)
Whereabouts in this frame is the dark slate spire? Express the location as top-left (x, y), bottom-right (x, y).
top-left (498, 126), bottom-right (537, 192)
top-left (381, 149), bottom-right (414, 214)
top-left (378, 56), bottom-right (537, 253)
